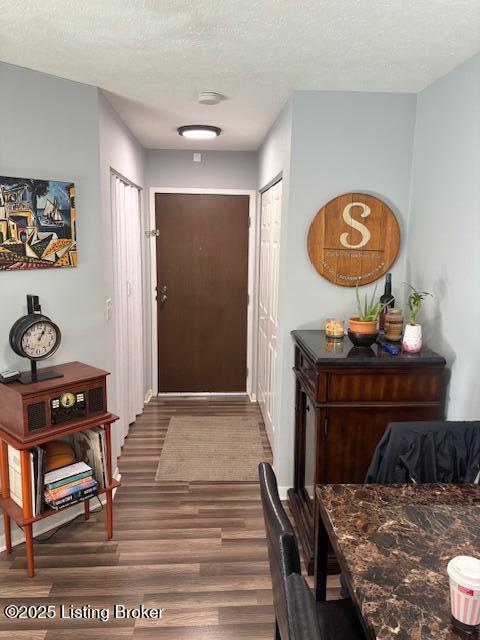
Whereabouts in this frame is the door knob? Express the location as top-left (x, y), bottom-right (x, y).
top-left (159, 285), bottom-right (168, 304)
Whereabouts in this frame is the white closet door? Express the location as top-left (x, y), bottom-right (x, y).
top-left (257, 180), bottom-right (282, 446)
top-left (111, 174), bottom-right (144, 463)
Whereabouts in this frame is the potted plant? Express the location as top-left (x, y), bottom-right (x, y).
top-left (348, 284), bottom-right (388, 346)
top-left (402, 284), bottom-right (432, 353)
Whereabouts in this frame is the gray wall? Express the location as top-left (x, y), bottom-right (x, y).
top-left (0, 66), bottom-right (147, 549)
top-left (0, 62), bottom-right (104, 374)
top-left (0, 67), bottom-right (147, 442)
top-left (407, 54), bottom-right (480, 420)
top-left (3, 54), bottom-right (479, 504)
top-left (260, 91), bottom-right (417, 488)
top-left (146, 149), bottom-right (257, 191)
top-left (0, 63), bottom-right (105, 546)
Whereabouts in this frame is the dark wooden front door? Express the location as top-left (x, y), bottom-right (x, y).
top-left (155, 193), bottom-right (249, 392)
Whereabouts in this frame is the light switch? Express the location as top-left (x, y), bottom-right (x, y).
top-left (105, 298), bottom-right (112, 321)
top-left (193, 153), bottom-right (202, 163)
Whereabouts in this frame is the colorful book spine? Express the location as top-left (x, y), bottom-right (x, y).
top-left (45, 470), bottom-right (93, 490)
top-left (45, 474), bottom-right (94, 495)
top-left (44, 477), bottom-right (96, 501)
top-left (47, 484), bottom-right (98, 510)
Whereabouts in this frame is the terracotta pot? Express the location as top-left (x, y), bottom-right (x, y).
top-left (402, 323), bottom-right (422, 353)
top-left (348, 317), bottom-right (378, 334)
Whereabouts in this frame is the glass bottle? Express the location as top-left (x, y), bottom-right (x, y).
top-left (379, 273), bottom-right (395, 331)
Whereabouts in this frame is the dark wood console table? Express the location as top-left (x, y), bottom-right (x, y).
top-left (288, 330), bottom-right (446, 574)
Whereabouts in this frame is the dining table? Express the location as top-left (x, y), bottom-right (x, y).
top-left (314, 483), bottom-right (480, 639)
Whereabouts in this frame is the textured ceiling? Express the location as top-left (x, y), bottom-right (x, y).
top-left (1, 1), bottom-right (479, 150)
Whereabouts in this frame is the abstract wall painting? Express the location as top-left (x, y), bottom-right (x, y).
top-left (0, 176), bottom-right (77, 270)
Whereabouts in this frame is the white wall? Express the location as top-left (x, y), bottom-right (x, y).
top-left (0, 62), bottom-right (104, 374)
top-left (257, 100), bottom-right (293, 190)
top-left (407, 54), bottom-right (480, 420)
top-left (262, 91), bottom-right (417, 487)
top-left (98, 92), bottom-right (146, 458)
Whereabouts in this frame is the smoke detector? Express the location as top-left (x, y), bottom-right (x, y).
top-left (198, 92), bottom-right (224, 106)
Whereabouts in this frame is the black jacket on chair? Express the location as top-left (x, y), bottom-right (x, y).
top-left (365, 421), bottom-right (480, 484)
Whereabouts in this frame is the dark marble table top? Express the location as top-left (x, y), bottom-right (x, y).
top-left (316, 484), bottom-right (480, 639)
top-left (292, 330), bottom-right (446, 366)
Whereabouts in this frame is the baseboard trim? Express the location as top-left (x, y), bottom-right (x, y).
top-left (278, 485), bottom-right (289, 500)
top-left (0, 469), bottom-right (121, 554)
top-left (157, 392), bottom-right (249, 397)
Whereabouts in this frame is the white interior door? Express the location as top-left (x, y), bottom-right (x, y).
top-left (257, 180), bottom-right (282, 446)
top-left (111, 173), bottom-right (144, 462)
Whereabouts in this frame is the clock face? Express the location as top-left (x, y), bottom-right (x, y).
top-left (21, 321), bottom-right (60, 360)
top-left (60, 392), bottom-right (76, 408)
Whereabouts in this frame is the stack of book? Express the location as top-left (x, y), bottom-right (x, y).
top-left (44, 462), bottom-right (98, 510)
top-left (7, 445), bottom-right (45, 516)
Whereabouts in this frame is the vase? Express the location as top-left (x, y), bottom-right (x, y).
top-left (402, 323), bottom-right (422, 353)
top-left (384, 308), bottom-right (404, 342)
top-left (348, 317), bottom-right (378, 334)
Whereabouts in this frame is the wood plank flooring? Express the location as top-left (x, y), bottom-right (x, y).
top-left (0, 396), bottom-right (338, 639)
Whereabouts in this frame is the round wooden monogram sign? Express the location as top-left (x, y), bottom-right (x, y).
top-left (307, 193), bottom-right (400, 287)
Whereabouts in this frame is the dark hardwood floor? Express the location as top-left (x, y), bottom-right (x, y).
top-left (0, 396), bottom-right (338, 639)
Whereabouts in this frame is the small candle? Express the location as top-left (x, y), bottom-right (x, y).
top-left (325, 319), bottom-right (345, 338)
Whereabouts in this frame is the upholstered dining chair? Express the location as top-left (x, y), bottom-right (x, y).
top-left (286, 572), bottom-right (322, 640)
top-left (258, 462), bottom-right (365, 640)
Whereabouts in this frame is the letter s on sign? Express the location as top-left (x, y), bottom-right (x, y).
top-left (340, 202), bottom-right (371, 249)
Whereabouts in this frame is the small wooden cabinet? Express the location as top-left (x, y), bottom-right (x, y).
top-left (288, 330), bottom-right (446, 574)
top-left (0, 362), bottom-right (120, 577)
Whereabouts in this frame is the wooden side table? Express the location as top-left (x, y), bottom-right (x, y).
top-left (0, 413), bottom-right (120, 577)
top-left (288, 329), bottom-right (446, 574)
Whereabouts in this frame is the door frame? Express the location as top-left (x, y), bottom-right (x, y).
top-left (149, 186), bottom-right (257, 398)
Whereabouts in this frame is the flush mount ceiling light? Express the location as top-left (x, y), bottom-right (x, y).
top-left (177, 125), bottom-right (221, 140)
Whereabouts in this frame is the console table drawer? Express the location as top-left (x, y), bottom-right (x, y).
top-left (295, 348), bottom-right (327, 402)
top-left (296, 349), bottom-right (317, 390)
top-left (328, 369), bottom-right (443, 403)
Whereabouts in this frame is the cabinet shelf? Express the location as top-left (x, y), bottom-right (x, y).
top-left (0, 479), bottom-right (120, 527)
